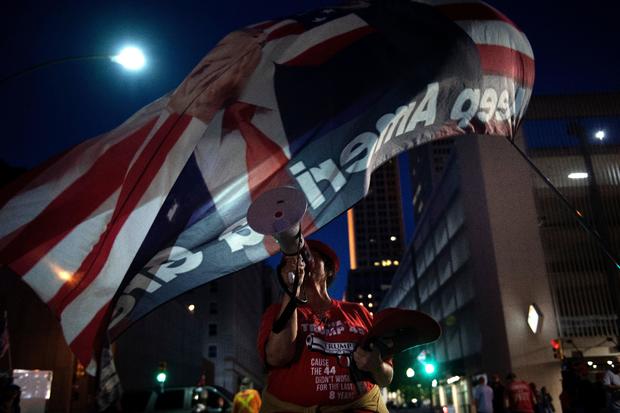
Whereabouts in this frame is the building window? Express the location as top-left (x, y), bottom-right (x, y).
top-left (208, 324), bottom-right (217, 336)
top-left (209, 302), bottom-right (218, 315)
top-left (208, 345), bottom-right (217, 358)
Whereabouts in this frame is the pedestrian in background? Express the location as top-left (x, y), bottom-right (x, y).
top-left (232, 377), bottom-right (261, 413)
top-left (539, 387), bottom-right (555, 413)
top-left (529, 382), bottom-right (542, 413)
top-left (490, 374), bottom-right (506, 413)
top-left (473, 376), bottom-right (494, 413)
top-left (603, 361), bottom-right (620, 413)
top-left (505, 372), bottom-right (535, 413)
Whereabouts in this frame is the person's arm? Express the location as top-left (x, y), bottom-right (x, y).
top-left (264, 256), bottom-right (304, 367)
top-left (352, 343), bottom-right (394, 388)
top-left (602, 372), bottom-right (620, 390)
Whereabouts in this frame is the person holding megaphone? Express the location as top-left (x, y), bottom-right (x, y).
top-left (257, 239), bottom-right (392, 413)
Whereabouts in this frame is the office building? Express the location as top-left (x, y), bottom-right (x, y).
top-left (116, 262), bottom-right (278, 393)
top-left (381, 93), bottom-right (620, 412)
top-left (346, 158), bottom-right (405, 308)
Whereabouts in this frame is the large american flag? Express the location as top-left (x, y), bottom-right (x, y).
top-left (0, 0), bottom-right (533, 370)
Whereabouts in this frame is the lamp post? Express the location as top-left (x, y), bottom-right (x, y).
top-left (1, 46), bottom-right (147, 85)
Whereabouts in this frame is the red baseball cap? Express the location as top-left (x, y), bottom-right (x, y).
top-left (306, 239), bottom-right (340, 273)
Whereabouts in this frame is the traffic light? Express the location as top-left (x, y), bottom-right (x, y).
top-left (416, 349), bottom-right (437, 377)
top-left (156, 362), bottom-right (168, 383)
top-left (423, 362), bottom-right (436, 375)
top-left (551, 339), bottom-right (563, 359)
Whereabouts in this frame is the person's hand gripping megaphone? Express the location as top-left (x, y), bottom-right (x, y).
top-left (279, 254), bottom-right (305, 298)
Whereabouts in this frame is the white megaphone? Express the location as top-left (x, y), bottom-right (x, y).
top-left (248, 187), bottom-right (311, 332)
top-left (247, 186), bottom-right (308, 255)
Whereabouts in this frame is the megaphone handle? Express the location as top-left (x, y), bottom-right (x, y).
top-left (348, 355), bottom-right (374, 395)
top-left (272, 265), bottom-right (307, 334)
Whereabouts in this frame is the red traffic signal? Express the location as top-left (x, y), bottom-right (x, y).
top-left (550, 339), bottom-right (563, 359)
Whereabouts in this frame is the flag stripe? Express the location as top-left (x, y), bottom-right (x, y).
top-left (1, 118), bottom-right (159, 275)
top-left (49, 114), bottom-right (192, 315)
top-left (61, 193), bottom-right (172, 349)
top-left (0, 138), bottom-right (105, 239)
top-left (61, 116), bottom-right (205, 350)
top-left (477, 44), bottom-right (535, 87)
top-left (0, 97), bottom-right (171, 234)
top-left (0, 149), bottom-right (70, 210)
top-left (266, 22), bottom-right (305, 42)
top-left (263, 19), bottom-right (298, 34)
top-left (0, 116), bottom-right (167, 241)
top-left (22, 196), bottom-right (116, 302)
top-left (247, 20), bottom-right (277, 30)
top-left (434, 3), bottom-right (519, 28)
top-left (66, 301), bottom-right (110, 367)
top-left (454, 20), bottom-right (534, 59)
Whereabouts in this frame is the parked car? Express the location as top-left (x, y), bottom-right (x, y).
top-left (121, 386), bottom-right (233, 413)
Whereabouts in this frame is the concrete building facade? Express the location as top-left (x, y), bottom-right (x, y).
top-left (381, 93), bottom-right (620, 411)
top-left (116, 263), bottom-right (278, 394)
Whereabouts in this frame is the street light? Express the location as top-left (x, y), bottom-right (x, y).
top-left (595, 130), bottom-right (606, 140)
top-left (1, 45), bottom-right (147, 85)
top-left (406, 368), bottom-right (415, 378)
top-left (111, 46), bottom-right (146, 71)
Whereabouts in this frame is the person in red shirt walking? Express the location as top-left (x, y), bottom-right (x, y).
top-left (505, 372), bottom-right (536, 413)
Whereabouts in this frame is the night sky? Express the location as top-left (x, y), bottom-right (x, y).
top-left (2, 0), bottom-right (619, 299)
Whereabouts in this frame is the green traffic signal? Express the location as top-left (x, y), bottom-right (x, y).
top-left (424, 363), bottom-right (436, 375)
top-left (157, 361), bottom-right (168, 383)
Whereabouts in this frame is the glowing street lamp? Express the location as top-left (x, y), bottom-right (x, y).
top-left (406, 368), bottom-right (415, 378)
top-left (594, 130), bottom-right (606, 140)
top-left (111, 46), bottom-right (146, 71)
top-left (1, 45), bottom-right (148, 85)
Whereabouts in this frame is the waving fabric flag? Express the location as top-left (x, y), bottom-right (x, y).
top-left (0, 0), bottom-right (534, 368)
